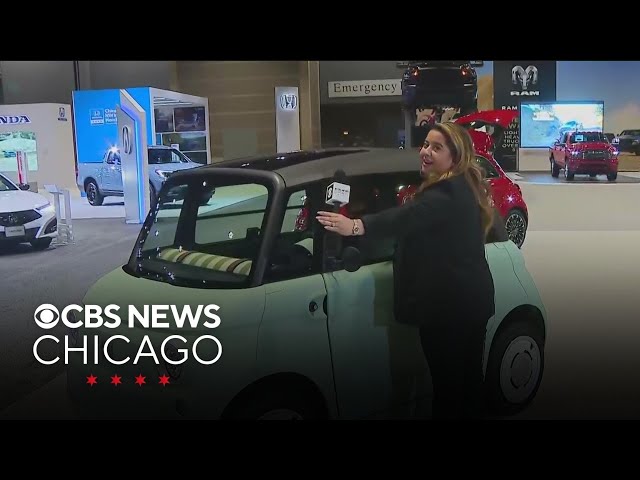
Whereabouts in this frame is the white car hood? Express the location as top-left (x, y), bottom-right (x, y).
top-left (0, 190), bottom-right (50, 213)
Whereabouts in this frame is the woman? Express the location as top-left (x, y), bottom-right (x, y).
top-left (316, 122), bottom-right (496, 419)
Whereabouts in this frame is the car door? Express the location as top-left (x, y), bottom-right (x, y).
top-left (321, 174), bottom-right (431, 419)
top-left (111, 151), bottom-right (123, 191)
top-left (552, 133), bottom-right (568, 166)
top-left (103, 150), bottom-right (121, 191)
top-left (257, 185), bottom-right (336, 415)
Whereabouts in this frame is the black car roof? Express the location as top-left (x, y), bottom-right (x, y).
top-left (194, 148), bottom-right (422, 188)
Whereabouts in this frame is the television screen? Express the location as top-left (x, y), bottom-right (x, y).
top-left (174, 106), bottom-right (206, 132)
top-left (161, 132), bottom-right (207, 151)
top-left (0, 131), bottom-right (38, 172)
top-left (520, 101), bottom-right (604, 148)
top-left (154, 107), bottom-right (174, 133)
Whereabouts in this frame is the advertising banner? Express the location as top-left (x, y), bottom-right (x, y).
top-left (493, 61), bottom-right (557, 170)
top-left (72, 88), bottom-right (152, 165)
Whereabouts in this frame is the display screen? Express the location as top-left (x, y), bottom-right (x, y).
top-left (154, 107), bottom-right (175, 133)
top-left (174, 106), bottom-right (206, 132)
top-left (519, 101), bottom-right (604, 148)
top-left (0, 131), bottom-right (38, 172)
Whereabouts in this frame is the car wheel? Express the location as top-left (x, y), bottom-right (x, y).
top-left (564, 166), bottom-right (575, 181)
top-left (550, 158), bottom-right (560, 178)
top-left (607, 172), bottom-right (618, 181)
top-left (85, 180), bottom-right (103, 206)
top-left (486, 319), bottom-right (545, 416)
top-left (30, 237), bottom-right (52, 250)
top-left (504, 209), bottom-right (527, 248)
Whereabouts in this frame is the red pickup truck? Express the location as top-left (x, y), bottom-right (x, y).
top-left (549, 131), bottom-right (618, 181)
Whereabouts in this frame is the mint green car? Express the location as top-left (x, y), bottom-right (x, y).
top-left (66, 148), bottom-right (547, 419)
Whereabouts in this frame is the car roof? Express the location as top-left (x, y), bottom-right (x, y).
top-left (197, 148), bottom-right (423, 188)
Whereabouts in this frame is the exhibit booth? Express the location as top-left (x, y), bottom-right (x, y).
top-left (72, 87), bottom-right (210, 223)
top-left (0, 103), bottom-right (76, 192)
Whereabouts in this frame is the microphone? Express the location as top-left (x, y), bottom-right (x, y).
top-left (323, 169), bottom-right (351, 271)
top-left (325, 169), bottom-right (351, 214)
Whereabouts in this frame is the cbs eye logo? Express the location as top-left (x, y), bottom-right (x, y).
top-left (34, 304), bottom-right (60, 329)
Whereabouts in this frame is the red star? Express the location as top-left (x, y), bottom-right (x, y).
top-left (159, 375), bottom-right (170, 386)
top-left (86, 374), bottom-right (98, 386)
top-left (134, 374), bottom-right (146, 386)
top-left (111, 374), bottom-right (122, 386)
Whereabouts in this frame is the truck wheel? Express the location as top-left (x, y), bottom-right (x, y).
top-left (85, 180), bottom-right (103, 206)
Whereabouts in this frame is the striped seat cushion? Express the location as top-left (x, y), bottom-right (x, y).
top-left (158, 248), bottom-right (252, 276)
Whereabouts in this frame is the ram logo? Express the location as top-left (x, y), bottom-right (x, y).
top-left (511, 65), bottom-right (539, 96)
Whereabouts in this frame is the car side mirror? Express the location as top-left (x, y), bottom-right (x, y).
top-left (19, 183), bottom-right (30, 191)
top-left (342, 246), bottom-right (362, 272)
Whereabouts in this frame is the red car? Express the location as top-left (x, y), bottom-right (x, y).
top-left (396, 109), bottom-right (529, 248)
top-left (549, 130), bottom-right (618, 181)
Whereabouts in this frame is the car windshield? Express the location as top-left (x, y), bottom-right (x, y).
top-left (126, 173), bottom-right (273, 289)
top-left (148, 148), bottom-right (190, 165)
top-left (0, 175), bottom-right (17, 192)
top-left (571, 132), bottom-right (606, 143)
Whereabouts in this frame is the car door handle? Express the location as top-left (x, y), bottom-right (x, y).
top-left (309, 301), bottom-right (318, 313)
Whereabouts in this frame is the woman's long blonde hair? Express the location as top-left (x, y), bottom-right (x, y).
top-left (417, 122), bottom-right (494, 239)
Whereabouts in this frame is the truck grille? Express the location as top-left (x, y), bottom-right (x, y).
top-left (0, 210), bottom-right (42, 226)
top-left (583, 150), bottom-right (608, 160)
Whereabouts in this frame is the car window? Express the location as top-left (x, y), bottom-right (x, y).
top-left (475, 155), bottom-right (500, 179)
top-left (570, 132), bottom-right (606, 143)
top-left (341, 174), bottom-right (416, 265)
top-left (130, 180), bottom-right (270, 288)
top-left (0, 174), bottom-right (17, 191)
top-left (148, 148), bottom-right (189, 164)
top-left (263, 187), bottom-right (317, 283)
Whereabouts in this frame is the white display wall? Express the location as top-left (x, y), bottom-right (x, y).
top-left (0, 103), bottom-right (76, 191)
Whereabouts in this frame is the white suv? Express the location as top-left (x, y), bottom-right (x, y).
top-left (0, 173), bottom-right (57, 250)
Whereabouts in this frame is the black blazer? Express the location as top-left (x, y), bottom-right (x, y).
top-left (361, 173), bottom-right (495, 326)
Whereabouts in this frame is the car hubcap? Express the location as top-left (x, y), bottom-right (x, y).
top-left (505, 213), bottom-right (526, 247)
top-left (258, 409), bottom-right (303, 420)
top-left (88, 184), bottom-right (96, 202)
top-left (499, 335), bottom-right (541, 404)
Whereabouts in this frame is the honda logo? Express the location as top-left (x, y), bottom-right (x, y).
top-left (122, 125), bottom-right (132, 154)
top-left (511, 65), bottom-right (539, 96)
top-left (279, 93), bottom-right (298, 111)
top-left (0, 115), bottom-right (31, 124)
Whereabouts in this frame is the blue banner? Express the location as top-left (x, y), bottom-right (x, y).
top-left (72, 87), bottom-right (152, 164)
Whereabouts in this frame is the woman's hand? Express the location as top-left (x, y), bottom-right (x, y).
top-left (316, 211), bottom-right (360, 236)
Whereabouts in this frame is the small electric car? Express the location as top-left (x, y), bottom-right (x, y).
top-left (66, 148), bottom-right (547, 420)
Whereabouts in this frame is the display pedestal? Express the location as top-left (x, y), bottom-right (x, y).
top-left (45, 184), bottom-right (74, 245)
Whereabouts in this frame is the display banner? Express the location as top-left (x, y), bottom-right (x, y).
top-left (493, 61), bottom-right (557, 171)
